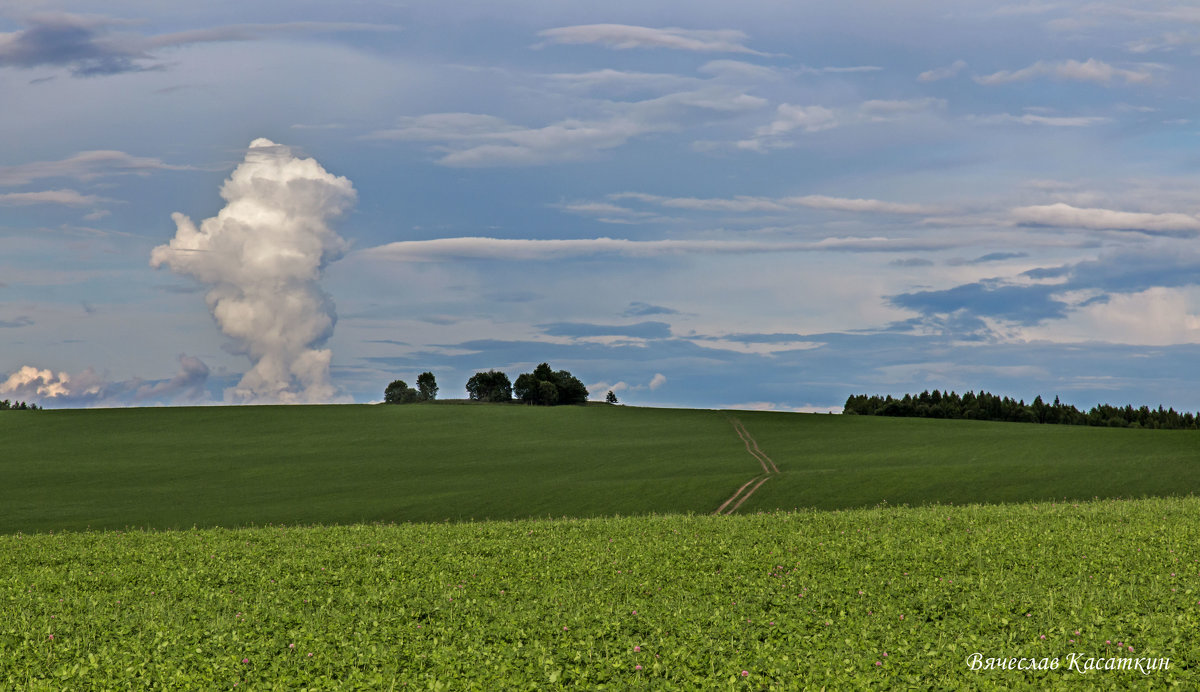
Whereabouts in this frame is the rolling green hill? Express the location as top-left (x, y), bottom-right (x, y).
top-left (733, 411), bottom-right (1200, 511)
top-left (1, 404), bottom-right (1197, 533)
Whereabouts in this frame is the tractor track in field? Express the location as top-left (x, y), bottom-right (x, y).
top-left (714, 417), bottom-right (780, 515)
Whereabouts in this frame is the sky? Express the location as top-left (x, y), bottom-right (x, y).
top-left (2, 0), bottom-right (1199, 412)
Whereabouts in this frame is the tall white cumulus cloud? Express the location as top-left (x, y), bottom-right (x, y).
top-left (151, 139), bottom-right (355, 403)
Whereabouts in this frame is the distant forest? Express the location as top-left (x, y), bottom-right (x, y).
top-left (844, 390), bottom-right (1199, 430)
top-left (0, 400), bottom-right (40, 410)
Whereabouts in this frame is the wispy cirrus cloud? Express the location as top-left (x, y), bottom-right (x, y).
top-left (359, 235), bottom-right (958, 262)
top-left (367, 83), bottom-right (767, 166)
top-left (785, 195), bottom-right (942, 215)
top-left (535, 24), bottom-right (766, 55)
top-left (609, 191), bottom-right (943, 215)
top-left (367, 113), bottom-right (656, 167)
top-left (736, 98), bottom-right (945, 151)
top-left (969, 112), bottom-right (1111, 127)
top-left (0, 189), bottom-right (109, 206)
top-left (610, 191), bottom-right (787, 213)
top-left (553, 201), bottom-right (663, 224)
top-left (538, 321), bottom-right (672, 339)
top-left (0, 150), bottom-right (191, 186)
top-left (546, 68), bottom-right (699, 95)
top-left (974, 58), bottom-right (1157, 85)
top-left (1126, 31), bottom-right (1200, 54)
top-left (918, 59), bottom-right (967, 82)
top-left (1012, 203), bottom-right (1200, 236)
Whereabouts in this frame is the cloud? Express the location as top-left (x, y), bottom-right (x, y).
top-left (727, 401), bottom-right (843, 413)
top-left (0, 355), bottom-right (210, 406)
top-left (536, 24), bottom-right (764, 55)
top-left (1012, 203), bottom-right (1200, 236)
top-left (974, 59), bottom-right (1155, 85)
top-left (1016, 287), bottom-right (1200, 346)
top-left (366, 113), bottom-right (519, 142)
top-left (1127, 31), bottom-right (1200, 54)
top-left (918, 59), bottom-right (967, 82)
top-left (587, 380), bottom-right (629, 399)
top-left (889, 245), bottom-right (1200, 342)
top-left (783, 195), bottom-right (941, 215)
top-left (859, 98), bottom-right (946, 118)
top-left (0, 189), bottom-right (108, 206)
top-left (0, 13), bottom-right (153, 76)
top-left (737, 98), bottom-right (943, 151)
top-left (539, 321), bottom-right (672, 339)
top-left (0, 315), bottom-right (34, 328)
top-left (1054, 247), bottom-right (1200, 293)
top-left (360, 235), bottom-right (958, 262)
top-left (968, 251), bottom-right (1030, 264)
top-left (554, 200), bottom-right (662, 223)
top-left (969, 113), bottom-right (1111, 127)
top-left (800, 65), bottom-right (882, 74)
top-left (624, 301), bottom-right (678, 317)
top-left (890, 282), bottom-right (1070, 325)
top-left (612, 191), bottom-right (939, 215)
top-left (0, 150), bottom-right (190, 186)
top-left (546, 68), bottom-right (697, 93)
top-left (746, 104), bottom-right (839, 144)
top-left (610, 191), bottom-right (787, 212)
top-left (689, 333), bottom-right (825, 355)
top-left (2, 365), bottom-right (82, 399)
top-left (150, 139), bottom-right (355, 404)
top-left (131, 355), bottom-right (211, 402)
top-left (0, 12), bottom-right (399, 77)
top-left (143, 22), bottom-right (400, 48)
top-left (890, 257), bottom-right (935, 267)
top-left (434, 118), bottom-right (651, 167)
top-left (589, 372), bottom-right (667, 399)
top-left (368, 82), bottom-right (768, 167)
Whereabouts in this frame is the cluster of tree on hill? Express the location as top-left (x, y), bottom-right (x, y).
top-left (386, 363), bottom-right (595, 406)
top-left (844, 390), bottom-right (1200, 430)
top-left (384, 372), bottom-right (438, 404)
top-left (513, 363), bottom-right (587, 406)
top-left (0, 399), bottom-right (40, 410)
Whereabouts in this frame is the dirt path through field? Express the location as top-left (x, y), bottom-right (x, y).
top-left (713, 417), bottom-right (779, 515)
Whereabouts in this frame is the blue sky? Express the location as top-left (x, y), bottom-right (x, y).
top-left (2, 0), bottom-right (1200, 411)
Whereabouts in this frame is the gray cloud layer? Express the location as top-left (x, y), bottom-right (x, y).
top-left (0, 13), bottom-right (398, 77)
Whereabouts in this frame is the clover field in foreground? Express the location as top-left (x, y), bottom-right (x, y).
top-left (3, 497), bottom-right (1198, 689)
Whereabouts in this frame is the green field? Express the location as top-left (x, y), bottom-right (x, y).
top-left (3, 498), bottom-right (1196, 689)
top-left (2, 404), bottom-right (1199, 534)
top-left (4, 404), bottom-right (1199, 688)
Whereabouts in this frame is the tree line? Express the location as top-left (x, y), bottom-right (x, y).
top-left (0, 400), bottom-right (41, 410)
top-left (843, 390), bottom-right (1200, 430)
top-left (386, 362), bottom-right (598, 406)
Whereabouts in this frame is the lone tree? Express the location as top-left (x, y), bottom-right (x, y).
top-left (466, 370), bottom-right (513, 402)
top-left (383, 379), bottom-right (419, 404)
top-left (606, 390), bottom-right (619, 404)
top-left (514, 363), bottom-right (588, 405)
top-left (416, 372), bottom-right (438, 401)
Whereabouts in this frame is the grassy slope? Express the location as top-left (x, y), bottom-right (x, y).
top-left (0, 404), bottom-right (753, 533)
top-left (2, 404), bottom-right (1198, 533)
top-left (3, 498), bottom-right (1197, 689)
top-left (734, 412), bottom-right (1200, 513)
